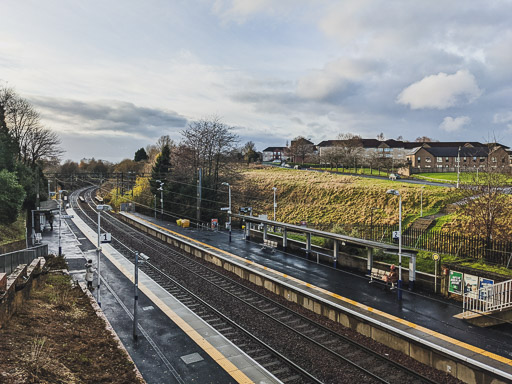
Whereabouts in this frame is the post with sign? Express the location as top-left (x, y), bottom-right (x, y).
top-left (433, 253), bottom-right (440, 293)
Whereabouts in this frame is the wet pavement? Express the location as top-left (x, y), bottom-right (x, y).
top-left (129, 212), bottom-right (512, 362)
top-left (41, 213), bottom-right (259, 384)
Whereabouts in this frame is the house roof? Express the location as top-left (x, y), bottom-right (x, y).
top-left (262, 146), bottom-right (287, 152)
top-left (417, 146), bottom-right (490, 157)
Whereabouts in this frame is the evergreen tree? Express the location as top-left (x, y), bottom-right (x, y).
top-left (0, 102), bottom-right (16, 171)
top-left (0, 169), bottom-right (26, 224)
top-left (150, 144), bottom-right (171, 196)
top-left (134, 147), bottom-right (148, 162)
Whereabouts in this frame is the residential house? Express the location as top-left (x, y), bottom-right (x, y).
top-left (262, 146), bottom-right (289, 162)
top-left (406, 142), bottom-right (511, 172)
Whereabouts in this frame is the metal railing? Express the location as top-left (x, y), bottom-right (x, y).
top-left (463, 279), bottom-right (512, 317)
top-left (0, 244), bottom-right (48, 274)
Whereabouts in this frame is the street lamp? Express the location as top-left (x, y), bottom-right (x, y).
top-left (222, 182), bottom-right (231, 242)
top-left (386, 189), bottom-right (402, 301)
top-left (133, 251), bottom-right (149, 340)
top-left (456, 146), bottom-right (461, 189)
top-left (420, 186), bottom-right (425, 217)
top-left (58, 190), bottom-right (68, 257)
top-left (272, 187), bottom-right (277, 221)
top-left (156, 180), bottom-right (164, 221)
top-left (96, 204), bottom-right (112, 308)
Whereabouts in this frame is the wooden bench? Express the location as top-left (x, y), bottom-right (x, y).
top-left (368, 267), bottom-right (396, 289)
top-left (261, 239), bottom-right (278, 253)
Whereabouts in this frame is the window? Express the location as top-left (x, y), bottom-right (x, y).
top-left (492, 157), bottom-right (497, 162)
top-left (445, 157), bottom-right (449, 162)
top-left (463, 157), bottom-right (467, 162)
top-left (417, 156), bottom-right (421, 163)
top-left (445, 165), bottom-right (449, 168)
top-left (425, 157), bottom-right (431, 163)
top-left (473, 157), bottom-right (477, 161)
top-left (437, 164), bottom-right (443, 168)
top-left (437, 157), bottom-right (442, 162)
top-left (480, 157), bottom-right (485, 162)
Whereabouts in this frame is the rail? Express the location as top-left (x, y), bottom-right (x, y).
top-left (463, 279), bottom-right (512, 317)
top-left (0, 244), bottom-right (48, 274)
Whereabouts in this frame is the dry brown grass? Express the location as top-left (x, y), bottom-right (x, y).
top-left (238, 168), bottom-right (461, 226)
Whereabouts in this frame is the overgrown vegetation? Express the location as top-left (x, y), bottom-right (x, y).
top-left (0, 214), bottom-right (25, 245)
top-left (0, 269), bottom-right (143, 383)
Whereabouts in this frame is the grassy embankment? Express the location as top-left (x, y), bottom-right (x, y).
top-left (239, 167), bottom-right (460, 227)
top-left (0, 215), bottom-right (26, 246)
top-left (239, 168), bottom-right (512, 275)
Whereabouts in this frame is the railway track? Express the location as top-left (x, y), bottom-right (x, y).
top-left (70, 186), bottom-right (446, 383)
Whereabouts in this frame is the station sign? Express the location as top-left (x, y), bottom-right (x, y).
top-left (100, 232), bottom-right (112, 243)
top-left (61, 214), bottom-right (74, 219)
top-left (392, 231), bottom-right (401, 239)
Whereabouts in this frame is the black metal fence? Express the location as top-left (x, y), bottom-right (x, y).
top-left (311, 223), bottom-right (512, 266)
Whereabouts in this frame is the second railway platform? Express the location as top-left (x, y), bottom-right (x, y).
top-left (120, 210), bottom-right (512, 383)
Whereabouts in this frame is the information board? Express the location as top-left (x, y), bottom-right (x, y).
top-left (478, 278), bottom-right (494, 301)
top-left (448, 271), bottom-right (463, 295)
top-left (464, 274), bottom-right (479, 299)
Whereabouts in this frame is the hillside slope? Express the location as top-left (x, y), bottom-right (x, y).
top-left (237, 168), bottom-right (460, 228)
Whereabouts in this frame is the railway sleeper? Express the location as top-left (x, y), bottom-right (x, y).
top-left (281, 374), bottom-right (301, 383)
top-left (252, 354), bottom-right (272, 361)
top-left (261, 361), bottom-right (280, 368)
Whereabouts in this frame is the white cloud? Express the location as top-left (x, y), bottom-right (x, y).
top-left (396, 70), bottom-right (482, 110)
top-left (439, 116), bottom-right (471, 132)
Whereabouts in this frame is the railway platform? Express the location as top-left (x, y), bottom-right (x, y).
top-left (40, 211), bottom-right (279, 384)
top-left (123, 211), bottom-right (512, 383)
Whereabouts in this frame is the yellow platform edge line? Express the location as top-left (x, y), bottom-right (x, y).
top-left (98, 231), bottom-right (254, 384)
top-left (133, 214), bottom-right (512, 368)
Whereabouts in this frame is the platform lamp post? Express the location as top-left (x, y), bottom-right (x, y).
top-left (156, 180), bottom-right (164, 221)
top-left (456, 146), bottom-right (461, 189)
top-left (420, 186), bottom-right (425, 217)
top-left (96, 204), bottom-right (112, 308)
top-left (58, 190), bottom-right (68, 257)
top-left (272, 187), bottom-right (277, 221)
top-left (222, 182), bottom-right (232, 242)
top-left (386, 189), bottom-right (402, 301)
top-left (133, 251), bottom-right (149, 340)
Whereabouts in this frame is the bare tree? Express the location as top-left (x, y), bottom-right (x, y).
top-left (460, 144), bottom-right (510, 261)
top-left (181, 116), bottom-right (239, 182)
top-left (335, 133), bottom-right (363, 171)
top-left (0, 87), bottom-right (62, 165)
top-left (288, 136), bottom-right (314, 164)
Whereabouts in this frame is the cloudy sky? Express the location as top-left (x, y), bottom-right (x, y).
top-left (1, 0), bottom-right (512, 162)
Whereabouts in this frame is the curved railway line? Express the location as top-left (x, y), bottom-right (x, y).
top-left (70, 186), bottom-right (458, 384)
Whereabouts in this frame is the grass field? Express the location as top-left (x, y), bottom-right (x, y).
top-left (239, 168), bottom-right (461, 227)
top-left (318, 167), bottom-right (390, 176)
top-left (413, 171), bottom-right (512, 184)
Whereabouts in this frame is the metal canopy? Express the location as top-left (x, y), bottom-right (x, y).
top-left (232, 213), bottom-right (418, 257)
